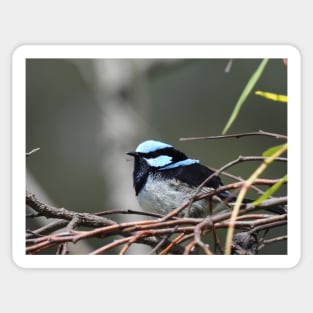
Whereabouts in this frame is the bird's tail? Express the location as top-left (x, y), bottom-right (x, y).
top-left (219, 192), bottom-right (287, 215)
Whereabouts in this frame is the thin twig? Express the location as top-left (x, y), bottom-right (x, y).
top-left (210, 168), bottom-right (270, 196)
top-left (258, 235), bottom-right (288, 251)
top-left (224, 59), bottom-right (234, 73)
top-left (159, 232), bottom-right (185, 255)
top-left (149, 237), bottom-right (169, 255)
top-left (26, 147), bottom-right (40, 157)
top-left (95, 208), bottom-right (164, 219)
top-left (26, 220), bottom-right (68, 239)
top-left (180, 130), bottom-right (287, 141)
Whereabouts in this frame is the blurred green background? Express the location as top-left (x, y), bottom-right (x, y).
top-left (26, 58), bottom-right (287, 254)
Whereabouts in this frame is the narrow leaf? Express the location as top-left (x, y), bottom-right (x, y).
top-left (255, 90), bottom-right (288, 103)
top-left (263, 144), bottom-right (286, 157)
top-left (222, 59), bottom-right (269, 134)
top-left (253, 175), bottom-right (287, 206)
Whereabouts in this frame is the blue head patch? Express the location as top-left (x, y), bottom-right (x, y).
top-left (135, 139), bottom-right (199, 170)
top-left (136, 140), bottom-right (173, 154)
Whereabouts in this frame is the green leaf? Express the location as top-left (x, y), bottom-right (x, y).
top-left (222, 59), bottom-right (269, 134)
top-left (253, 175), bottom-right (287, 206)
top-left (262, 144), bottom-right (286, 157)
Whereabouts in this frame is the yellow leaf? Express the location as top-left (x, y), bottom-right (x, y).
top-left (255, 91), bottom-right (288, 102)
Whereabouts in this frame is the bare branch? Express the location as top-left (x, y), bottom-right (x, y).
top-left (180, 130), bottom-right (287, 141)
top-left (26, 147), bottom-right (41, 157)
top-left (26, 191), bottom-right (117, 228)
top-left (26, 220), bottom-right (68, 239)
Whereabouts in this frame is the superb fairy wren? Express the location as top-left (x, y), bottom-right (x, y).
top-left (127, 140), bottom-right (286, 217)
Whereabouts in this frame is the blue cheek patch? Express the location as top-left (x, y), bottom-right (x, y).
top-left (159, 158), bottom-right (199, 170)
top-left (145, 155), bottom-right (173, 168)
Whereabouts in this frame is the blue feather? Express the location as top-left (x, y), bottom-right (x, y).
top-left (159, 158), bottom-right (199, 170)
top-left (136, 140), bottom-right (172, 153)
top-left (145, 155), bottom-right (173, 168)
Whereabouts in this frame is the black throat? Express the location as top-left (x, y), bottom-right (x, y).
top-left (131, 147), bottom-right (188, 195)
top-left (132, 156), bottom-right (150, 195)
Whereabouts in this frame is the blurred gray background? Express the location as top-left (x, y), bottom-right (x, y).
top-left (26, 58), bottom-right (287, 254)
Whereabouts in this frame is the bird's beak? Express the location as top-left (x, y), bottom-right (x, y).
top-left (126, 151), bottom-right (138, 157)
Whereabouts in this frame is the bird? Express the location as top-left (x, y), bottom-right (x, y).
top-left (126, 140), bottom-right (286, 218)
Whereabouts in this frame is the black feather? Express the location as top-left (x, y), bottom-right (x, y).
top-left (159, 162), bottom-right (223, 190)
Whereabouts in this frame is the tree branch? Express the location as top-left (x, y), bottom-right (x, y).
top-left (26, 191), bottom-right (117, 227)
top-left (180, 130), bottom-right (287, 141)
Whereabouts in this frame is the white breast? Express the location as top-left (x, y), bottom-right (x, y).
top-left (137, 174), bottom-right (216, 217)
